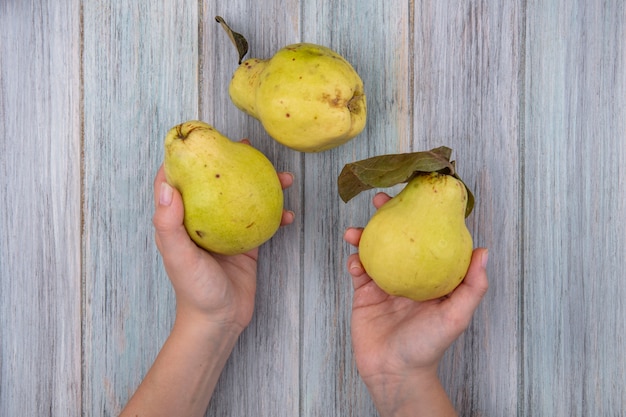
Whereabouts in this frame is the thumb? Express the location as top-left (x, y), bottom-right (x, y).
top-left (152, 180), bottom-right (200, 267)
top-left (445, 248), bottom-right (489, 321)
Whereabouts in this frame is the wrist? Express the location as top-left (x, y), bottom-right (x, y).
top-left (173, 306), bottom-right (244, 347)
top-left (364, 369), bottom-right (457, 417)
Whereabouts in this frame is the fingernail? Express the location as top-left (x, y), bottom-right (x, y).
top-left (280, 171), bottom-right (295, 183)
top-left (160, 182), bottom-right (173, 206)
top-left (282, 210), bottom-right (295, 224)
top-left (349, 259), bottom-right (363, 275)
top-left (481, 249), bottom-right (489, 268)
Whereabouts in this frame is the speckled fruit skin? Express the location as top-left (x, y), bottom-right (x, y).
top-left (163, 120), bottom-right (283, 255)
top-left (228, 43), bottom-right (366, 152)
top-left (358, 173), bottom-right (473, 301)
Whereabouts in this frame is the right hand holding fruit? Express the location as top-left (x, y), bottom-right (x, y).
top-left (343, 192), bottom-right (488, 415)
top-left (358, 173), bottom-right (473, 301)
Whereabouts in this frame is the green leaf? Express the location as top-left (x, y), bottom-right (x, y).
top-left (337, 147), bottom-right (475, 217)
top-left (215, 16), bottom-right (249, 65)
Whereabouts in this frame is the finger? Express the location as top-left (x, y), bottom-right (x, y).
top-left (153, 165), bottom-right (167, 208)
top-left (445, 248), bottom-right (489, 320)
top-left (278, 172), bottom-right (294, 190)
top-left (342, 193), bottom-right (391, 248)
top-left (347, 252), bottom-right (364, 276)
top-left (346, 253), bottom-right (372, 290)
top-left (343, 227), bottom-right (363, 247)
top-left (153, 179), bottom-right (201, 272)
top-left (281, 210), bottom-right (295, 226)
top-left (372, 192), bottom-right (392, 209)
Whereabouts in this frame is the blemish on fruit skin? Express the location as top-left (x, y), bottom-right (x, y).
top-left (246, 222), bottom-right (255, 228)
top-left (286, 113), bottom-right (290, 118)
top-left (215, 174), bottom-right (220, 178)
top-left (195, 230), bottom-right (205, 238)
top-left (321, 89), bottom-right (345, 108)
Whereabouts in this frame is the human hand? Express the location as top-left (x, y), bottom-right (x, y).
top-left (344, 192), bottom-right (488, 416)
top-left (152, 160), bottom-right (294, 334)
top-left (120, 151), bottom-right (294, 417)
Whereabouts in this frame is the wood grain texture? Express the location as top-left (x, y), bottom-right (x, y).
top-left (200, 3), bottom-right (303, 416)
top-left (301, 1), bottom-right (413, 416)
top-left (412, 1), bottom-right (523, 415)
top-left (523, 1), bottom-right (626, 415)
top-left (81, 1), bottom-right (198, 414)
top-left (0, 1), bottom-right (82, 416)
top-left (2, 0), bottom-right (626, 415)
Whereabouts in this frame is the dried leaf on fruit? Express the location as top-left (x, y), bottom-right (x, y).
top-left (337, 146), bottom-right (474, 217)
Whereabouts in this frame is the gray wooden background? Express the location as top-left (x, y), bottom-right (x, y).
top-left (1, 0), bottom-right (625, 416)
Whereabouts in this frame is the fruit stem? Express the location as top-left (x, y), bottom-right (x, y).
top-left (215, 16), bottom-right (249, 65)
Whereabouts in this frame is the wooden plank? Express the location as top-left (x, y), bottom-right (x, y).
top-left (81, 2), bottom-right (198, 414)
top-left (199, 3), bottom-right (303, 416)
top-left (412, 1), bottom-right (523, 415)
top-left (302, 0), bottom-right (523, 415)
top-left (523, 0), bottom-right (626, 415)
top-left (300, 1), bottom-right (413, 415)
top-left (0, 1), bottom-right (82, 416)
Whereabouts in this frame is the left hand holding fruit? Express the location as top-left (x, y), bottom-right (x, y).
top-left (119, 165), bottom-right (294, 417)
top-left (153, 163), bottom-right (294, 330)
top-left (163, 121), bottom-right (286, 255)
